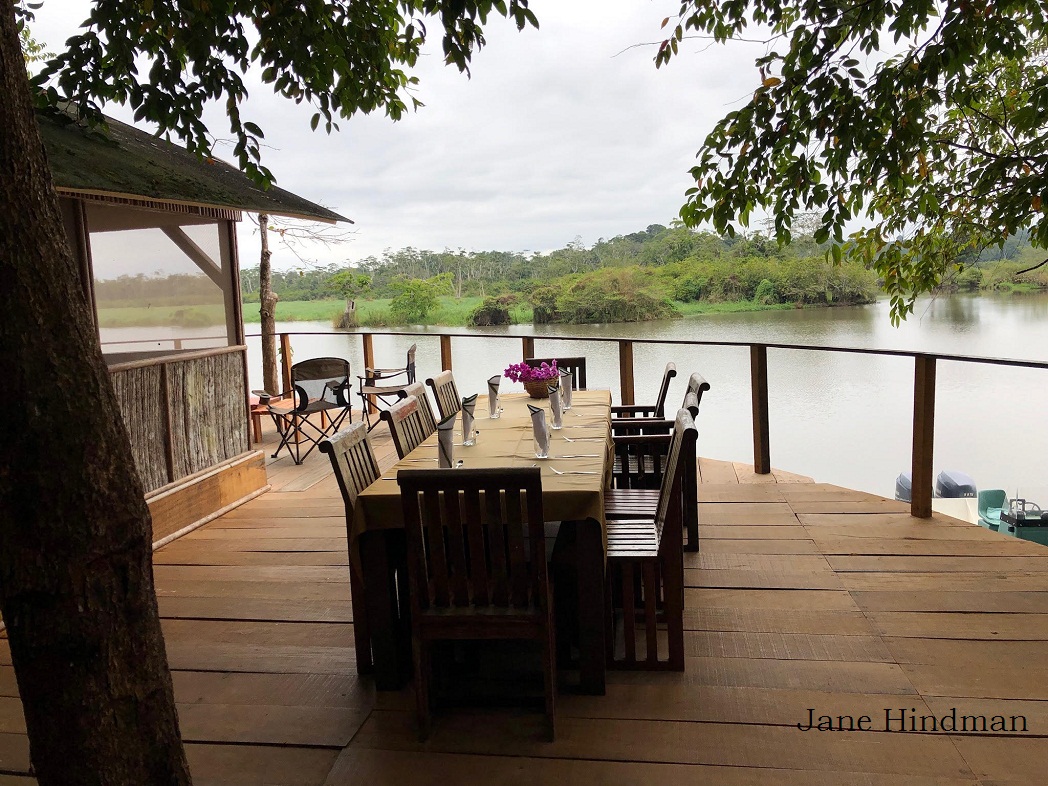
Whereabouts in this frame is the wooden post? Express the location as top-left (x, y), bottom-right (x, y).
top-left (159, 362), bottom-right (175, 484)
top-left (362, 332), bottom-right (374, 372)
top-left (361, 333), bottom-right (375, 414)
top-left (750, 345), bottom-right (771, 475)
top-left (279, 333), bottom-right (293, 396)
top-left (522, 336), bottom-right (535, 360)
top-left (440, 335), bottom-right (453, 371)
top-left (911, 355), bottom-right (936, 518)
top-left (618, 340), bottom-right (635, 405)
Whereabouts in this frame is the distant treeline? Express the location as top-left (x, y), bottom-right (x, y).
top-left (239, 225), bottom-right (890, 323)
top-left (94, 273), bottom-right (221, 308)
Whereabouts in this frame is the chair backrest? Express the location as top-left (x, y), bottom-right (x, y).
top-left (404, 343), bottom-right (417, 384)
top-left (397, 382), bottom-right (437, 435)
top-left (653, 409), bottom-right (698, 547)
top-left (319, 422), bottom-right (381, 514)
top-left (291, 357), bottom-right (351, 411)
top-left (526, 357), bottom-right (587, 390)
top-left (685, 372), bottom-right (710, 410)
top-left (425, 370), bottom-right (461, 420)
top-left (380, 395), bottom-right (430, 459)
top-left (398, 467), bottom-right (549, 615)
top-left (653, 362), bottom-right (677, 418)
top-left (682, 391), bottom-right (700, 419)
top-left (978, 488), bottom-right (1008, 514)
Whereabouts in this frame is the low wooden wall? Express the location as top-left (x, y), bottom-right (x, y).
top-left (109, 346), bottom-right (250, 494)
top-left (109, 346), bottom-right (266, 542)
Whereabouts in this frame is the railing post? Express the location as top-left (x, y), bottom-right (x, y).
top-left (750, 344), bottom-right (771, 474)
top-left (361, 333), bottom-right (375, 414)
top-left (279, 333), bottom-right (293, 396)
top-left (911, 355), bottom-right (936, 518)
top-left (440, 335), bottom-right (453, 371)
top-left (522, 336), bottom-right (535, 360)
top-left (618, 340), bottom-right (635, 405)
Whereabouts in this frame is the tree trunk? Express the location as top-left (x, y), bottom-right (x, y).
top-left (0, 8), bottom-right (191, 785)
top-left (258, 213), bottom-right (280, 394)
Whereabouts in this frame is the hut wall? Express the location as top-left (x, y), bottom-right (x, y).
top-left (109, 346), bottom-right (250, 494)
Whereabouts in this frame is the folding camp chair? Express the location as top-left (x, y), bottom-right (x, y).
top-left (359, 343), bottom-right (417, 431)
top-left (268, 357), bottom-right (353, 464)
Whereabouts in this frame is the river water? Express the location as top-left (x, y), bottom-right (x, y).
top-left (246, 293), bottom-right (1048, 501)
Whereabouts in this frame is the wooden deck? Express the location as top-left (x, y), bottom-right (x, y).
top-left (3, 413), bottom-right (1048, 784)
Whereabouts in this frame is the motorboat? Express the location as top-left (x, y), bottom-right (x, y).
top-left (894, 470), bottom-right (976, 502)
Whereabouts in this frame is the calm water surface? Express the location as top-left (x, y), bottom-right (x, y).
top-left (247, 293), bottom-right (1048, 500)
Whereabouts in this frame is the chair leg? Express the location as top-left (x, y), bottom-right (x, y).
top-left (348, 564), bottom-right (372, 674)
top-left (542, 626), bottom-right (557, 742)
top-left (414, 636), bottom-right (432, 741)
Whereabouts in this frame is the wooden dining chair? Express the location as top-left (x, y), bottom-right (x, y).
top-left (380, 395), bottom-right (431, 459)
top-left (605, 408), bottom-right (695, 671)
top-left (396, 381), bottom-right (437, 435)
top-left (526, 356), bottom-right (587, 390)
top-left (319, 422), bottom-right (382, 674)
top-left (612, 362), bottom-right (676, 419)
top-left (425, 370), bottom-right (461, 420)
top-left (398, 467), bottom-right (556, 740)
top-left (607, 393), bottom-right (700, 551)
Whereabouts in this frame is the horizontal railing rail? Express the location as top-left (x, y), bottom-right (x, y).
top-left (244, 328), bottom-right (1048, 519)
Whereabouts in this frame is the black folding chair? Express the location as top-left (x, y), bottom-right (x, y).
top-left (268, 357), bottom-right (353, 464)
top-left (359, 343), bottom-right (417, 431)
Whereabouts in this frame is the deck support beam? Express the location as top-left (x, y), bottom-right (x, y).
top-left (750, 345), bottom-right (771, 474)
top-left (618, 340), bottom-right (635, 405)
top-left (911, 354), bottom-right (936, 518)
top-left (440, 334), bottom-right (453, 371)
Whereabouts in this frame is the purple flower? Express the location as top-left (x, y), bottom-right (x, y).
top-left (504, 359), bottom-right (559, 383)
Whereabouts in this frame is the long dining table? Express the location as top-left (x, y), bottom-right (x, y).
top-left (352, 389), bottom-right (613, 694)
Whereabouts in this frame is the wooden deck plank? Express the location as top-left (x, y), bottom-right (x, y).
top-left (699, 538), bottom-right (821, 555)
top-left (700, 502), bottom-right (799, 525)
top-left (351, 711), bottom-right (975, 778)
top-left (172, 671), bottom-right (373, 708)
top-left (326, 748), bottom-right (979, 786)
top-left (159, 596), bottom-right (354, 623)
top-left (867, 611), bottom-right (1048, 640)
top-left (687, 607), bottom-right (876, 636)
top-left (852, 590), bottom-right (1048, 614)
top-left (689, 588), bottom-right (861, 611)
top-left (186, 742), bottom-right (339, 786)
top-left (697, 457), bottom-right (738, 484)
top-left (686, 631), bottom-right (895, 662)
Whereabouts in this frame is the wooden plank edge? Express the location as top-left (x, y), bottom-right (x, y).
top-left (152, 484), bottom-right (271, 551)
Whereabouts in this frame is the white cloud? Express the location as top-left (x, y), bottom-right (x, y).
top-left (30, 0), bottom-right (765, 270)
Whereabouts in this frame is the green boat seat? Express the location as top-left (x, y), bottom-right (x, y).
top-left (978, 489), bottom-right (1008, 530)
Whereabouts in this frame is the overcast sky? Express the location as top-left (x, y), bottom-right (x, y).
top-left (31, 1), bottom-right (764, 270)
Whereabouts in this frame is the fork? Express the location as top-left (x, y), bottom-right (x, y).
top-left (562, 435), bottom-right (604, 443)
top-left (546, 466), bottom-right (600, 475)
top-left (554, 453), bottom-right (601, 458)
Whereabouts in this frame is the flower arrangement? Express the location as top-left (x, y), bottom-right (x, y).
top-left (504, 360), bottom-right (558, 383)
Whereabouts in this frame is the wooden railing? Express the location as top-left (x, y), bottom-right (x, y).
top-left (247, 329), bottom-right (1048, 519)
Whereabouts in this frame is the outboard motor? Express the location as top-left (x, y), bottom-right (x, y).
top-left (935, 470), bottom-right (976, 498)
top-left (895, 472), bottom-right (912, 502)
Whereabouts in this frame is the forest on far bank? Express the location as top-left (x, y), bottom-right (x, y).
top-left (242, 224), bottom-right (883, 326)
top-left (92, 224), bottom-right (1048, 329)
top-left (238, 224), bottom-right (1048, 327)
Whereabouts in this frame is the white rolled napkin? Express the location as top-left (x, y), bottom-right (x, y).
top-left (437, 412), bottom-right (457, 468)
top-left (461, 394), bottom-right (477, 444)
top-left (487, 374), bottom-right (501, 416)
top-left (548, 381), bottom-right (563, 429)
top-left (527, 404), bottom-right (550, 458)
top-left (559, 367), bottom-right (573, 409)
